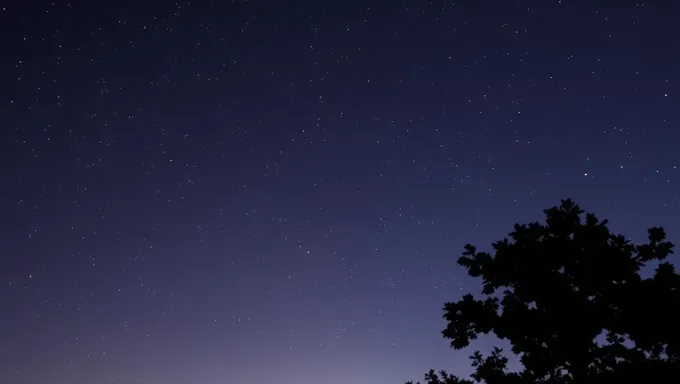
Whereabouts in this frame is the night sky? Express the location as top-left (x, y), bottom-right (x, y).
top-left (1, 1), bottom-right (679, 383)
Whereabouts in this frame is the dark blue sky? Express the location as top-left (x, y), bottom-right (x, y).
top-left (1, 1), bottom-right (678, 383)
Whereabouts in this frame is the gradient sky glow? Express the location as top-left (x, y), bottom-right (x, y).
top-left (1, 1), bottom-right (679, 383)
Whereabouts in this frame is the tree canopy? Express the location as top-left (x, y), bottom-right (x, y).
top-left (407, 199), bottom-right (680, 384)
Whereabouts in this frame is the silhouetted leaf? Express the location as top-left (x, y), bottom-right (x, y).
top-left (406, 199), bottom-right (680, 384)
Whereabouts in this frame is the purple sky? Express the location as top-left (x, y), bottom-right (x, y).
top-left (1, 1), bottom-right (679, 383)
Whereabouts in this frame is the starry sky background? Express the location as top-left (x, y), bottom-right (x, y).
top-left (1, 1), bottom-right (678, 383)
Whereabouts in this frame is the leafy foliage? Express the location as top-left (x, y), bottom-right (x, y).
top-left (407, 199), bottom-right (680, 384)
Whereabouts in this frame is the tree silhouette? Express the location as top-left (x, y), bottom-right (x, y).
top-left (407, 199), bottom-right (680, 384)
